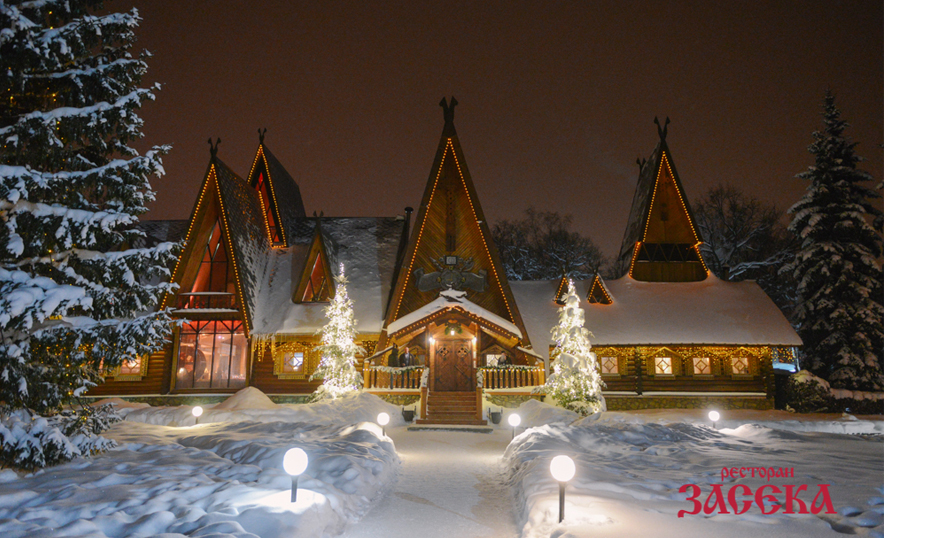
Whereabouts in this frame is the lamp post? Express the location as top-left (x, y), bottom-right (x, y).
top-left (192, 406), bottom-right (203, 424)
top-left (283, 448), bottom-right (308, 503)
top-left (508, 413), bottom-right (521, 440)
top-left (708, 410), bottom-right (720, 429)
top-left (550, 455), bottom-right (575, 523)
top-left (377, 412), bottom-right (390, 437)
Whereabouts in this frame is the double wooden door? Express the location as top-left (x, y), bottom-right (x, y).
top-left (433, 338), bottom-right (473, 391)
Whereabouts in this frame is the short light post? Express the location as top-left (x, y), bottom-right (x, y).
top-left (377, 412), bottom-right (390, 437)
top-left (283, 448), bottom-right (308, 503)
top-left (708, 410), bottom-right (720, 429)
top-left (550, 455), bottom-right (575, 523)
top-left (192, 406), bottom-right (203, 424)
top-left (508, 413), bottom-right (521, 440)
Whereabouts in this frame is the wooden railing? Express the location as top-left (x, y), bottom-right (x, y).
top-left (363, 365), bottom-right (427, 390)
top-left (176, 292), bottom-right (237, 310)
top-left (479, 365), bottom-right (546, 390)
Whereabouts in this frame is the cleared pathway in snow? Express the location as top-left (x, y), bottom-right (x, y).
top-left (345, 426), bottom-right (519, 538)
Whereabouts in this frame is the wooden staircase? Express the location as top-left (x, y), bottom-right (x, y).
top-left (416, 391), bottom-right (486, 425)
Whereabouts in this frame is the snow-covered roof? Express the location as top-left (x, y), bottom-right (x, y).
top-left (213, 158), bottom-right (271, 325)
top-left (387, 289), bottom-right (523, 338)
top-left (251, 216), bottom-right (403, 335)
top-left (510, 275), bottom-right (801, 361)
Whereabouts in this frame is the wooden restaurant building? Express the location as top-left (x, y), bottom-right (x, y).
top-left (87, 101), bottom-right (801, 422)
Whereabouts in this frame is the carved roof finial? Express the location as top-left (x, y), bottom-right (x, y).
top-left (208, 137), bottom-right (221, 158)
top-left (258, 128), bottom-right (267, 144)
top-left (654, 116), bottom-right (670, 141)
top-left (439, 96), bottom-right (458, 136)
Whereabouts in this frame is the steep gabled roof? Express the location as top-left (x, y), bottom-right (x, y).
top-left (246, 142), bottom-right (307, 247)
top-left (252, 216), bottom-right (403, 335)
top-left (617, 119), bottom-right (704, 268)
top-left (162, 151), bottom-right (270, 331)
top-left (586, 272), bottom-right (614, 305)
top-left (378, 98), bottom-right (530, 349)
top-left (292, 216), bottom-right (336, 303)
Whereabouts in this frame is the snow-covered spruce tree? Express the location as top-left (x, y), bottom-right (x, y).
top-left (784, 92), bottom-right (883, 390)
top-left (538, 280), bottom-right (605, 415)
top-left (0, 1), bottom-right (176, 468)
top-left (310, 266), bottom-right (362, 400)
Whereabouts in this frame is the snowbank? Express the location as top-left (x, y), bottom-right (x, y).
top-left (504, 404), bottom-right (884, 538)
top-left (122, 390), bottom-right (407, 428)
top-left (0, 393), bottom-right (403, 538)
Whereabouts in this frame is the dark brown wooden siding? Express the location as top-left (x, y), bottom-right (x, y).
top-left (87, 343), bottom-right (172, 396)
top-left (251, 348), bottom-right (323, 394)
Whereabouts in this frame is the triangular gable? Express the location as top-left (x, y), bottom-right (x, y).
top-left (378, 98), bottom-right (530, 350)
top-left (553, 273), bottom-right (570, 305)
top-left (162, 156), bottom-right (266, 331)
top-left (617, 119), bottom-right (708, 281)
top-left (586, 273), bottom-right (614, 305)
top-left (293, 216), bottom-right (336, 303)
top-left (246, 142), bottom-right (306, 247)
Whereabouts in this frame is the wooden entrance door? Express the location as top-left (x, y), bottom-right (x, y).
top-left (433, 339), bottom-right (473, 391)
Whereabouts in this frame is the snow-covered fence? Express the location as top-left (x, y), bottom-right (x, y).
top-left (363, 365), bottom-right (428, 390)
top-left (479, 365), bottom-right (545, 390)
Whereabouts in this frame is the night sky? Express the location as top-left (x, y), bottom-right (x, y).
top-left (114, 0), bottom-right (883, 258)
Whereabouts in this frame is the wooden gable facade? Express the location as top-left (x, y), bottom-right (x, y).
top-left (619, 118), bottom-right (708, 283)
top-left (374, 98), bottom-right (536, 407)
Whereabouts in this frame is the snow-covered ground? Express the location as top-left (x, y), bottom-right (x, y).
top-left (0, 389), bottom-right (403, 538)
top-left (506, 401), bottom-right (884, 538)
top-left (0, 393), bottom-right (883, 538)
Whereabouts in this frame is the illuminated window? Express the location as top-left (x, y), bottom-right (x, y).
top-left (693, 357), bottom-right (711, 375)
top-left (192, 221), bottom-right (232, 294)
top-left (301, 252), bottom-right (331, 302)
top-left (283, 351), bottom-right (304, 374)
top-left (599, 356), bottom-right (618, 375)
top-left (486, 354), bottom-right (505, 366)
top-left (176, 320), bottom-right (248, 390)
top-left (120, 356), bottom-right (142, 376)
top-left (655, 357), bottom-right (672, 375)
top-left (732, 357), bottom-right (750, 375)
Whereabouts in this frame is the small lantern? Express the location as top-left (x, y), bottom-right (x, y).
top-left (708, 410), bottom-right (720, 429)
top-left (192, 406), bottom-right (203, 424)
top-left (508, 413), bottom-right (521, 440)
top-left (550, 455), bottom-right (576, 522)
top-left (377, 412), bottom-right (390, 437)
top-left (283, 448), bottom-right (308, 502)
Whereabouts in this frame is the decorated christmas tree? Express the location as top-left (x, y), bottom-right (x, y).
top-left (539, 280), bottom-right (605, 415)
top-left (310, 265), bottom-right (362, 400)
top-left (784, 93), bottom-right (883, 390)
top-left (0, 1), bottom-right (176, 467)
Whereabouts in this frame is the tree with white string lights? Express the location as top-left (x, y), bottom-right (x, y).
top-left (538, 280), bottom-right (605, 416)
top-left (309, 265), bottom-right (362, 400)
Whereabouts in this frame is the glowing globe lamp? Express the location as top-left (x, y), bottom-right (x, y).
top-left (550, 455), bottom-right (576, 522)
top-left (191, 406), bottom-right (203, 424)
top-left (377, 412), bottom-right (390, 437)
top-left (709, 410), bottom-right (720, 429)
top-left (283, 448), bottom-right (308, 502)
top-left (508, 413), bottom-right (521, 440)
